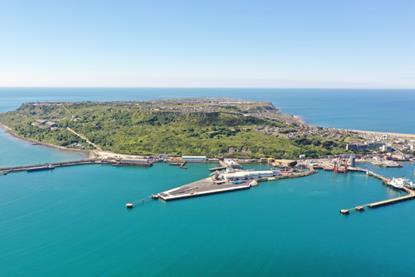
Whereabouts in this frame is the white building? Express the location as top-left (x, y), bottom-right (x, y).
top-left (182, 156), bottom-right (207, 162)
top-left (220, 170), bottom-right (281, 183)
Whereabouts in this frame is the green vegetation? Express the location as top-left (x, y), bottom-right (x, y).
top-left (0, 100), bottom-right (349, 159)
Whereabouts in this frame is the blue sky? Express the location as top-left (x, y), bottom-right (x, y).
top-left (0, 0), bottom-right (414, 88)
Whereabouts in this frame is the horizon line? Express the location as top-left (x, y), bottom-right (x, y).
top-left (0, 86), bottom-right (414, 90)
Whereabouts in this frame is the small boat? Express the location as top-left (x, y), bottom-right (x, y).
top-left (125, 203), bottom-right (134, 209)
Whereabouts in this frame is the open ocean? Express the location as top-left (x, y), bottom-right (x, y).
top-left (0, 88), bottom-right (415, 276)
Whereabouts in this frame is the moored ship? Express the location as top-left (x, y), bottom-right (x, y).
top-left (389, 178), bottom-right (415, 190)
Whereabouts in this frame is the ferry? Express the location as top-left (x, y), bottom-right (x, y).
top-left (389, 178), bottom-right (415, 190)
top-left (405, 179), bottom-right (415, 189)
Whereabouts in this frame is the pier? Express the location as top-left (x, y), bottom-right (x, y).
top-left (347, 167), bottom-right (391, 184)
top-left (153, 166), bottom-right (316, 202)
top-left (340, 168), bottom-right (415, 215)
top-left (368, 187), bottom-right (415, 208)
top-left (0, 158), bottom-right (153, 176)
top-left (153, 177), bottom-right (252, 201)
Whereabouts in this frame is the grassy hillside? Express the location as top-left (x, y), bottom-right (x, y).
top-left (0, 100), bottom-right (349, 158)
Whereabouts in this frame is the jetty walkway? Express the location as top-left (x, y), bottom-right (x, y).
top-left (0, 158), bottom-right (153, 176)
top-left (340, 167), bottom-right (415, 215)
top-left (348, 167), bottom-right (391, 184)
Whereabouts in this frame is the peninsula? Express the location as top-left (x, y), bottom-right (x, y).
top-left (1, 98), bottom-right (414, 165)
top-left (0, 98), bottom-right (351, 159)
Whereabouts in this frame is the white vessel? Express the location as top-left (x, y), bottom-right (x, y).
top-left (389, 178), bottom-right (415, 190)
top-left (404, 178), bottom-right (415, 189)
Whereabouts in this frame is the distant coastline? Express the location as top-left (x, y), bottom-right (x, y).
top-left (344, 129), bottom-right (415, 140)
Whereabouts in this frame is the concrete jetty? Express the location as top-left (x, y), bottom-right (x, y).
top-left (340, 189), bottom-right (415, 215)
top-left (368, 188), bottom-right (415, 208)
top-left (348, 167), bottom-right (391, 184)
top-left (154, 166), bottom-right (316, 201)
top-left (154, 177), bottom-right (252, 201)
top-left (340, 168), bottom-right (415, 215)
top-left (0, 158), bottom-right (154, 176)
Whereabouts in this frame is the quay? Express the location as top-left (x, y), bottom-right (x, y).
top-left (153, 177), bottom-right (252, 201)
top-left (152, 165), bottom-right (315, 202)
top-left (0, 158), bottom-right (154, 176)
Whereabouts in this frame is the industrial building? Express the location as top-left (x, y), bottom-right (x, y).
top-left (220, 170), bottom-right (281, 183)
top-left (182, 156), bottom-right (207, 162)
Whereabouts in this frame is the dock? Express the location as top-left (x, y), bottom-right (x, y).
top-left (348, 167), bottom-right (391, 184)
top-left (340, 168), bottom-right (415, 214)
top-left (368, 188), bottom-right (415, 208)
top-left (0, 158), bottom-right (154, 176)
top-left (153, 177), bottom-right (252, 201)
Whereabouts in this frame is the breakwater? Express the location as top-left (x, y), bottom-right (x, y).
top-left (340, 167), bottom-right (415, 214)
top-left (0, 158), bottom-right (153, 175)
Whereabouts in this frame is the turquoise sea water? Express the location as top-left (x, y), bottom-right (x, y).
top-left (0, 129), bottom-right (85, 167)
top-left (1, 162), bottom-right (415, 276)
top-left (1, 89), bottom-right (415, 276)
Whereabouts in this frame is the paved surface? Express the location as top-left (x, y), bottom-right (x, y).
top-left (157, 177), bottom-right (251, 200)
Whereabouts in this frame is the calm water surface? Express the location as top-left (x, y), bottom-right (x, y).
top-left (0, 129), bottom-right (85, 167)
top-left (1, 89), bottom-right (415, 276)
top-left (1, 163), bottom-right (415, 276)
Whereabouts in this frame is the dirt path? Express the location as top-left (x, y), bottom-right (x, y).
top-left (66, 127), bottom-right (102, 151)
